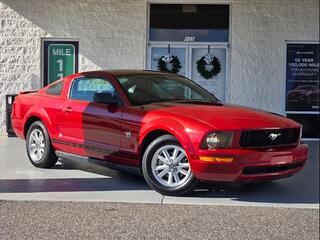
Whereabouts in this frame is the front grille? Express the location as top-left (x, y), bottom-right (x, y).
top-left (243, 162), bottom-right (304, 175)
top-left (239, 128), bottom-right (300, 148)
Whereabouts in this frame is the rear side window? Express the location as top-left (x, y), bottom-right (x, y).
top-left (70, 77), bottom-right (115, 101)
top-left (46, 81), bottom-right (63, 96)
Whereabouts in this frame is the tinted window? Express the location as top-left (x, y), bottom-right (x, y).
top-left (46, 81), bottom-right (63, 96)
top-left (70, 77), bottom-right (115, 101)
top-left (150, 4), bottom-right (229, 42)
top-left (287, 114), bottom-right (320, 138)
top-left (117, 74), bottom-right (218, 105)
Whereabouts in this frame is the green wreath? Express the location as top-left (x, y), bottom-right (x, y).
top-left (196, 56), bottom-right (221, 79)
top-left (158, 55), bottom-right (182, 74)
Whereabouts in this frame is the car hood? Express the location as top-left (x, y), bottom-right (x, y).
top-left (145, 102), bottom-right (300, 130)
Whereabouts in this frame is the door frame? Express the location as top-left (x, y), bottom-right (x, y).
top-left (147, 41), bottom-right (230, 102)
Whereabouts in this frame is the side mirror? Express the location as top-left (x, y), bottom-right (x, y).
top-left (93, 92), bottom-right (119, 104)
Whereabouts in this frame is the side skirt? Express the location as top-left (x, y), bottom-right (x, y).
top-left (55, 151), bottom-right (142, 177)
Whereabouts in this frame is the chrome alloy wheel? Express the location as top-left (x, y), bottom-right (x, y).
top-left (27, 129), bottom-right (45, 163)
top-left (151, 145), bottom-right (191, 187)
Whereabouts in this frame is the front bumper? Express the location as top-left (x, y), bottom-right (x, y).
top-left (190, 144), bottom-right (308, 182)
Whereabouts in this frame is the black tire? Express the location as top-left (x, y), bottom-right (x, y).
top-left (142, 134), bottom-right (198, 196)
top-left (26, 121), bottom-right (58, 168)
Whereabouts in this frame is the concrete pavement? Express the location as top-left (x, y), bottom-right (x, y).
top-left (0, 137), bottom-right (319, 209)
top-left (1, 201), bottom-right (318, 240)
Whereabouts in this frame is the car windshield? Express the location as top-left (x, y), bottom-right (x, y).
top-left (117, 74), bottom-right (219, 106)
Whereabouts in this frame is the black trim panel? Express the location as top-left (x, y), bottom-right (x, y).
top-left (55, 151), bottom-right (141, 175)
top-left (52, 138), bottom-right (115, 154)
top-left (242, 162), bottom-right (304, 175)
top-left (52, 138), bottom-right (139, 160)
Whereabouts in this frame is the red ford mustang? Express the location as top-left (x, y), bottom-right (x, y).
top-left (12, 70), bottom-right (308, 195)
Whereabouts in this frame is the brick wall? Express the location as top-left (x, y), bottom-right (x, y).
top-left (0, 0), bottom-right (147, 134)
top-left (0, 0), bottom-right (319, 134)
top-left (230, 0), bottom-right (319, 112)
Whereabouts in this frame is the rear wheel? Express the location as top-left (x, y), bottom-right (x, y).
top-left (142, 135), bottom-right (198, 196)
top-left (26, 121), bottom-right (58, 168)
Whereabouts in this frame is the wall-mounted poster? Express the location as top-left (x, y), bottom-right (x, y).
top-left (285, 43), bottom-right (319, 111)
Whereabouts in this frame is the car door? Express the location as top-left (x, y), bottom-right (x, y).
top-left (58, 76), bottom-right (123, 160)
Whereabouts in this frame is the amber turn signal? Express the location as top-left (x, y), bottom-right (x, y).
top-left (199, 156), bottom-right (234, 163)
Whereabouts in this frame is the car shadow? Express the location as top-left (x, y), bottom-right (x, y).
top-left (187, 180), bottom-right (319, 204)
top-left (1, 142), bottom-right (318, 205)
top-left (0, 177), bottom-right (148, 193)
top-left (0, 176), bottom-right (317, 204)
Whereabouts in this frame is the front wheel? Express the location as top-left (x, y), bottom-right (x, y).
top-left (26, 121), bottom-right (58, 168)
top-left (142, 135), bottom-right (198, 196)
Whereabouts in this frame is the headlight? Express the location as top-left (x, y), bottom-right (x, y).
top-left (201, 132), bottom-right (233, 149)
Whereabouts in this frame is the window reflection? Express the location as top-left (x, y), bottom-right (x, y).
top-left (150, 4), bottom-right (229, 42)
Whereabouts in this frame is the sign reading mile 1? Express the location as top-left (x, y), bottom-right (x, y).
top-left (43, 40), bottom-right (79, 86)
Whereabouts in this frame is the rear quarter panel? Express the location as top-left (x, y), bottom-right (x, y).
top-left (12, 77), bottom-right (72, 140)
top-left (12, 92), bottom-right (65, 140)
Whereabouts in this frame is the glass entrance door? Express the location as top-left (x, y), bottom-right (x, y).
top-left (149, 44), bottom-right (228, 101)
top-left (149, 45), bottom-right (188, 77)
top-left (189, 46), bottom-right (226, 101)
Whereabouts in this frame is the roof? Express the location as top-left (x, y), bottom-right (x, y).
top-left (80, 69), bottom-right (176, 77)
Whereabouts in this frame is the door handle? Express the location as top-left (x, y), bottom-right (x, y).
top-left (62, 107), bottom-right (73, 113)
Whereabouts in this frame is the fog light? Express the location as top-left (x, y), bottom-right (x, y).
top-left (199, 156), bottom-right (234, 163)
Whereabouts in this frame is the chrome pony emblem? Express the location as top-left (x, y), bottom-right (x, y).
top-left (269, 133), bottom-right (282, 141)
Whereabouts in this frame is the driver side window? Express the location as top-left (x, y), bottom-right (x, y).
top-left (70, 77), bottom-right (115, 101)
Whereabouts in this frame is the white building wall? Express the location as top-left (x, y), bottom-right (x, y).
top-left (0, 0), bottom-right (148, 133)
top-left (0, 0), bottom-right (319, 134)
top-left (230, 0), bottom-right (319, 113)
